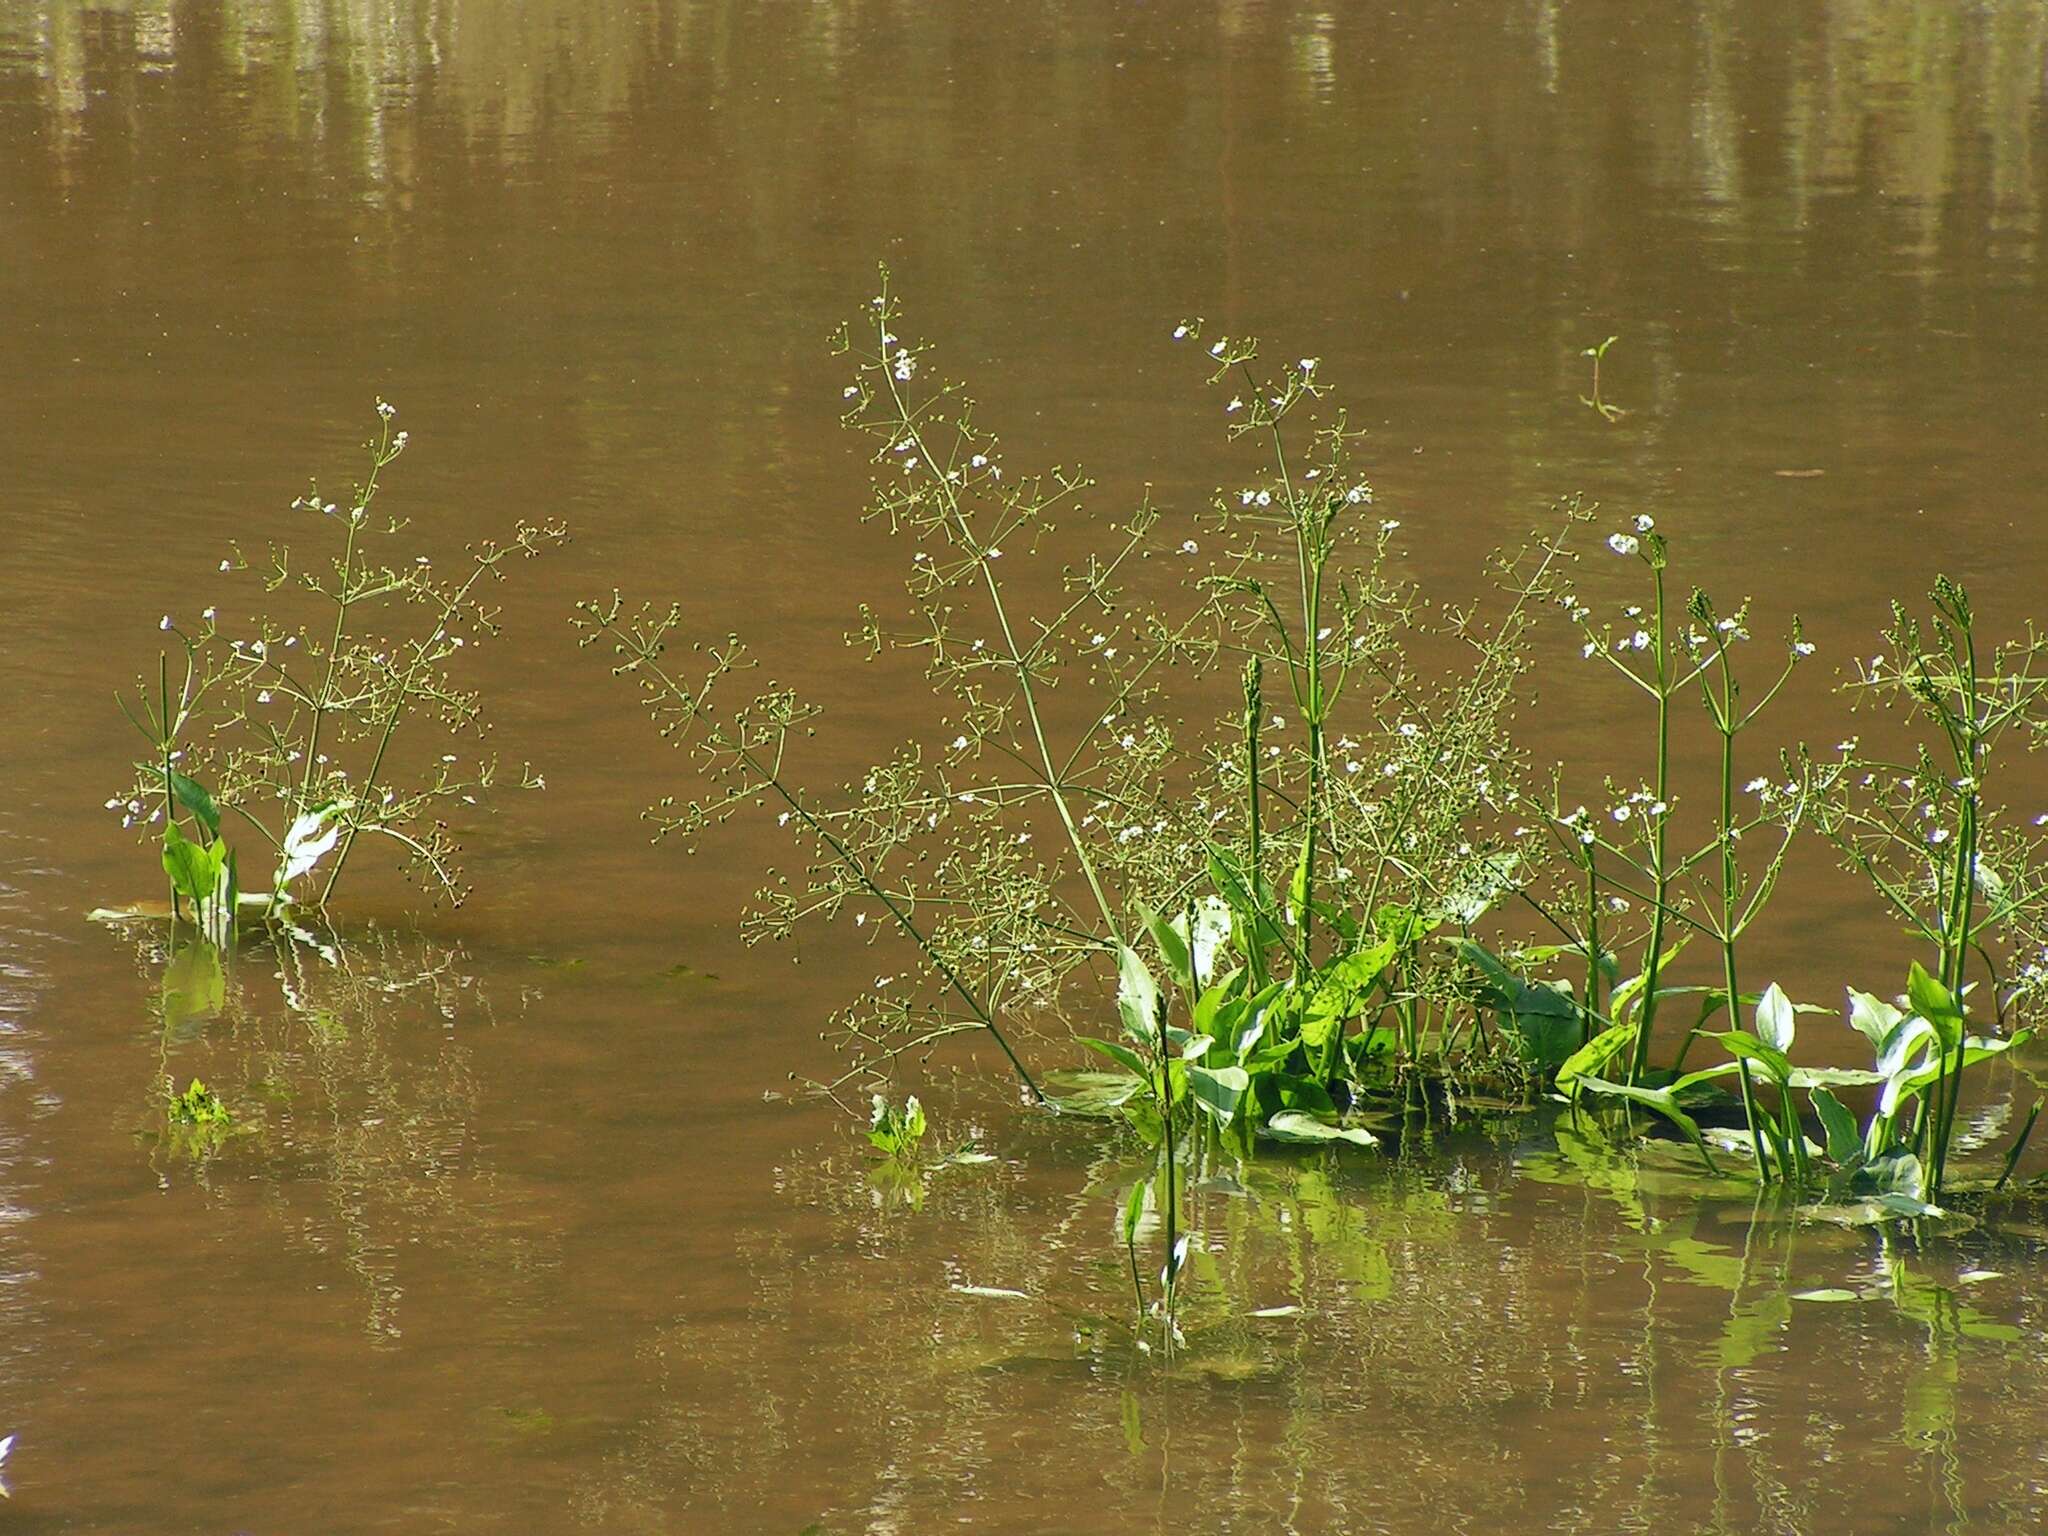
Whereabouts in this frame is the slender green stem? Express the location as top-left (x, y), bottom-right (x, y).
top-left (626, 640), bottom-right (1044, 1102)
top-left (1630, 564), bottom-right (1674, 1084)
top-left (1736, 1058), bottom-right (1772, 1184)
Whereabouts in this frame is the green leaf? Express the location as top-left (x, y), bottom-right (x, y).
top-left (168, 770), bottom-right (220, 839)
top-left (1784, 1066), bottom-right (1885, 1090)
top-left (1042, 1070), bottom-right (1145, 1118)
top-left (1260, 1111), bottom-right (1379, 1148)
top-left (1755, 982), bottom-right (1796, 1052)
top-left (1077, 1035), bottom-right (1150, 1079)
top-left (1810, 1087), bottom-right (1863, 1164)
top-left (1556, 1020), bottom-right (1634, 1091)
top-left (1120, 1180), bottom-right (1147, 1248)
top-left (1116, 943), bottom-right (1164, 1046)
top-left (1609, 933), bottom-right (1693, 1024)
top-left (1576, 1077), bottom-right (1719, 1173)
top-left (1454, 938), bottom-right (1580, 1068)
top-left (1847, 988), bottom-right (1905, 1049)
top-left (1908, 962), bottom-right (1964, 1052)
top-left (1137, 904), bottom-right (1193, 996)
top-left (1863, 1150), bottom-right (1927, 1202)
top-left (1374, 903), bottom-right (1431, 947)
top-left (1520, 940), bottom-right (1621, 985)
top-left (1712, 1030), bottom-right (1793, 1087)
top-left (1185, 1062), bottom-right (1250, 1127)
top-left (161, 822), bottom-right (215, 906)
top-left (1189, 896), bottom-right (1233, 986)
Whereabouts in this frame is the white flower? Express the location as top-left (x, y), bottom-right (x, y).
top-left (1226, 396), bottom-right (1243, 413)
top-left (202, 607), bottom-right (215, 622)
top-left (1612, 806), bottom-right (1630, 822)
top-left (892, 349), bottom-right (916, 382)
top-left (1181, 540), bottom-right (1198, 554)
top-left (1255, 490), bottom-right (1271, 507)
top-left (843, 385), bottom-right (859, 399)
top-left (256, 690), bottom-right (272, 704)
top-left (986, 546), bottom-right (1002, 560)
top-left (1379, 518), bottom-right (1400, 531)
top-left (952, 735), bottom-right (969, 750)
top-left (1582, 642), bottom-right (1597, 659)
top-left (1608, 533), bottom-right (1639, 556)
top-left (1631, 630), bottom-right (1650, 650)
top-left (1209, 340), bottom-right (1226, 358)
top-left (1633, 514), bottom-right (1655, 532)
top-left (159, 615), bottom-right (171, 630)
top-left (1744, 777), bottom-right (1769, 793)
top-left (970, 453), bottom-right (988, 468)
top-left (1299, 358), bottom-right (1318, 373)
top-left (1793, 640), bottom-right (1816, 657)
top-left (218, 559), bottom-right (231, 572)
top-left (1173, 324), bottom-right (1189, 340)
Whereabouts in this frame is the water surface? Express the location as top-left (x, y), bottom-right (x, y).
top-left (5, 2), bottom-right (2048, 1530)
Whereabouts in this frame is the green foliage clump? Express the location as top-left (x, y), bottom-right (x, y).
top-left (113, 401), bottom-right (565, 925)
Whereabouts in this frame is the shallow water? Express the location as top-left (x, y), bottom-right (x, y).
top-left (7, 2), bottom-right (2048, 1530)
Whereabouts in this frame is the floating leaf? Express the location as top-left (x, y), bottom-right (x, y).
top-left (1792, 1288), bottom-right (1858, 1303)
top-left (1043, 1070), bottom-right (1144, 1118)
top-left (1260, 1111), bottom-right (1378, 1148)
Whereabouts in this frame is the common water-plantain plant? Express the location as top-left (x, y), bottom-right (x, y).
top-left (109, 402), bottom-right (565, 930)
top-left (1575, 968), bottom-right (2028, 1211)
top-left (583, 272), bottom-right (1621, 1144)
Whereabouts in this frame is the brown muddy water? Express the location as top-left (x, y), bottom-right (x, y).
top-left (7, 2), bottom-right (2048, 1531)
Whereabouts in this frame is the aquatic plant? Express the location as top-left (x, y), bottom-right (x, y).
top-left (865, 1094), bottom-right (927, 1157)
top-left (1579, 333), bottom-right (1625, 422)
top-left (111, 402), bottom-right (565, 926)
top-left (582, 275), bottom-right (1585, 1124)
